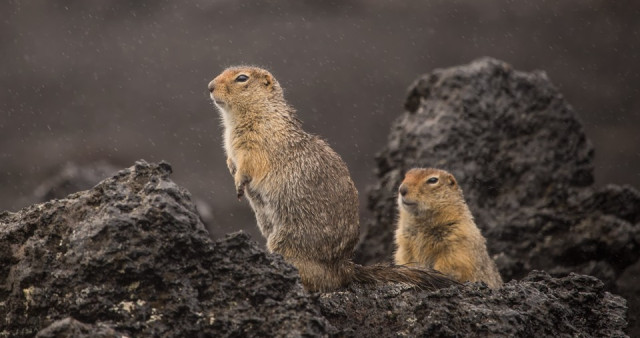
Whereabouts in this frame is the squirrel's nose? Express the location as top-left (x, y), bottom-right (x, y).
top-left (399, 184), bottom-right (408, 196)
top-left (208, 80), bottom-right (215, 93)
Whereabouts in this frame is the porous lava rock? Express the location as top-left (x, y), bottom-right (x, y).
top-left (0, 160), bottom-right (629, 336)
top-left (355, 57), bottom-right (640, 335)
top-left (319, 271), bottom-right (627, 337)
top-left (0, 161), bottom-right (333, 337)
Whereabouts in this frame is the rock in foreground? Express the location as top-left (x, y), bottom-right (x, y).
top-left (0, 161), bottom-right (331, 337)
top-left (320, 271), bottom-right (626, 337)
top-left (0, 160), bottom-right (629, 336)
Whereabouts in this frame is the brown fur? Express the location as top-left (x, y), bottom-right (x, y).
top-left (394, 168), bottom-right (503, 288)
top-left (208, 67), bottom-right (457, 292)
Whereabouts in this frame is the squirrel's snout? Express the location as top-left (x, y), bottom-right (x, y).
top-left (399, 184), bottom-right (408, 196)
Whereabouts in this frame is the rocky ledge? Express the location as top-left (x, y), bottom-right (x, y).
top-left (0, 161), bottom-right (628, 337)
top-left (1, 58), bottom-right (636, 336)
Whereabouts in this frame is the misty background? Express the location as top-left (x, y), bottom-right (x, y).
top-left (1, 1), bottom-right (638, 240)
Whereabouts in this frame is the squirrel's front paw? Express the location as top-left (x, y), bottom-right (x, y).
top-left (236, 183), bottom-right (245, 200)
top-left (235, 176), bottom-right (250, 201)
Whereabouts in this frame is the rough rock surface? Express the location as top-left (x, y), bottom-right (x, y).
top-left (319, 271), bottom-right (627, 337)
top-left (0, 160), bottom-right (629, 336)
top-left (31, 161), bottom-right (217, 231)
top-left (0, 161), bottom-right (332, 337)
top-left (355, 57), bottom-right (640, 334)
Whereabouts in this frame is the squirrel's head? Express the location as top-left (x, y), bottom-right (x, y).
top-left (208, 66), bottom-right (284, 115)
top-left (398, 168), bottom-right (462, 215)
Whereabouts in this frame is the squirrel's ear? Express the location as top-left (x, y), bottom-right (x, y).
top-left (263, 73), bottom-right (274, 89)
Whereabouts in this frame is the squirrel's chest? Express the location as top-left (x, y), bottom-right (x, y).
top-left (223, 127), bottom-right (234, 155)
top-left (400, 225), bottom-right (451, 258)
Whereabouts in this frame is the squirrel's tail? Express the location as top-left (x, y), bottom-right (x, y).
top-left (353, 263), bottom-right (459, 290)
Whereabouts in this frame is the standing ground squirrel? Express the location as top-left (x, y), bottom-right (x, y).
top-left (208, 66), bottom-right (456, 292)
top-left (395, 168), bottom-right (503, 288)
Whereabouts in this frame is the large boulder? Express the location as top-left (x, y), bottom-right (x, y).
top-left (355, 57), bottom-right (640, 334)
top-left (0, 161), bottom-right (332, 337)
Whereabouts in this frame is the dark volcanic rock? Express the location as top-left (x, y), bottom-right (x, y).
top-left (0, 160), bottom-right (630, 336)
top-left (355, 57), bottom-right (640, 334)
top-left (320, 271), bottom-right (627, 337)
top-left (0, 161), bottom-right (333, 337)
top-left (31, 161), bottom-right (218, 231)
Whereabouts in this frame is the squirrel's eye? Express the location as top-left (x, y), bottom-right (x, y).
top-left (427, 177), bottom-right (439, 184)
top-left (235, 74), bottom-right (249, 82)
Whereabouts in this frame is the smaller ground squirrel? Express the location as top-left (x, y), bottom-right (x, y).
top-left (394, 168), bottom-right (503, 288)
top-left (208, 66), bottom-right (457, 292)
